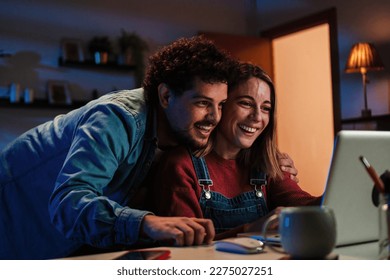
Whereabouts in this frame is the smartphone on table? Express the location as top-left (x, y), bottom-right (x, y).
top-left (114, 249), bottom-right (171, 260)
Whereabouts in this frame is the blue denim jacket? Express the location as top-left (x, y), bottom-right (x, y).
top-left (0, 88), bottom-right (157, 259)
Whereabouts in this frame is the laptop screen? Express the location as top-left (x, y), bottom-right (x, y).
top-left (321, 130), bottom-right (390, 247)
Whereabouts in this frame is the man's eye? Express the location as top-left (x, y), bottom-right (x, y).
top-left (239, 101), bottom-right (252, 108)
top-left (196, 101), bottom-right (209, 107)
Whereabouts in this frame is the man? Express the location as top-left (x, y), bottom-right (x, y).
top-left (0, 36), bottom-right (236, 259)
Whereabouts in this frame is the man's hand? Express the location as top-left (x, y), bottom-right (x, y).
top-left (278, 152), bottom-right (299, 183)
top-left (141, 215), bottom-right (215, 246)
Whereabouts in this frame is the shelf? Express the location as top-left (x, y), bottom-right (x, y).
top-left (341, 114), bottom-right (390, 131)
top-left (341, 114), bottom-right (390, 124)
top-left (0, 98), bottom-right (87, 110)
top-left (58, 57), bottom-right (136, 72)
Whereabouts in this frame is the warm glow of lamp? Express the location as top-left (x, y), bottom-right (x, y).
top-left (345, 42), bottom-right (384, 117)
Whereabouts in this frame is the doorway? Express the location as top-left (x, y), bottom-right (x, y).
top-left (262, 8), bottom-right (341, 195)
top-left (201, 8), bottom-right (341, 196)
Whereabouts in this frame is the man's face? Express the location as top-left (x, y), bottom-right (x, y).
top-left (163, 79), bottom-right (228, 149)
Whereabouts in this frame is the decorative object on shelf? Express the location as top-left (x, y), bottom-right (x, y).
top-left (88, 36), bottom-right (112, 65)
top-left (118, 29), bottom-right (148, 65)
top-left (23, 88), bottom-right (34, 104)
top-left (60, 38), bottom-right (84, 63)
top-left (47, 80), bottom-right (72, 105)
top-left (118, 29), bottom-right (148, 85)
top-left (9, 82), bottom-right (21, 103)
top-left (345, 42), bottom-right (385, 118)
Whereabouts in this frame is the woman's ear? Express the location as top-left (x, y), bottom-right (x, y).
top-left (157, 83), bottom-right (171, 108)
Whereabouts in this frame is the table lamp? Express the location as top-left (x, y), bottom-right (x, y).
top-left (345, 42), bottom-right (384, 118)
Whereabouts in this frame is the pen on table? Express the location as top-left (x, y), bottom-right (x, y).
top-left (359, 155), bottom-right (385, 193)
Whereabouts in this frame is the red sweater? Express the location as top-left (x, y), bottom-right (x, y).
top-left (152, 146), bottom-right (322, 218)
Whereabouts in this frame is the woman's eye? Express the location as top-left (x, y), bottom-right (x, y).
top-left (262, 106), bottom-right (272, 113)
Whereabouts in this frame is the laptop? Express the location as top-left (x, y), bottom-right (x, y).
top-left (240, 130), bottom-right (390, 248)
top-left (321, 130), bottom-right (390, 247)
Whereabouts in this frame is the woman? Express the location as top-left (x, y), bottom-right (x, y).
top-left (151, 62), bottom-right (322, 238)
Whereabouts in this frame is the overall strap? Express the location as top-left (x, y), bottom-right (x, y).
top-left (250, 169), bottom-right (267, 186)
top-left (189, 151), bottom-right (213, 199)
top-left (250, 169), bottom-right (267, 198)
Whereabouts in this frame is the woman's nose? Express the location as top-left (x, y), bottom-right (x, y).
top-left (250, 108), bottom-right (262, 122)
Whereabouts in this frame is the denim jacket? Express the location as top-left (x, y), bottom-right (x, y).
top-left (0, 88), bottom-right (157, 259)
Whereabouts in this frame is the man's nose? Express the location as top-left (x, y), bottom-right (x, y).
top-left (207, 105), bottom-right (221, 123)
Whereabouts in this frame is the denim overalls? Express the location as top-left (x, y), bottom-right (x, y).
top-left (190, 154), bottom-right (269, 233)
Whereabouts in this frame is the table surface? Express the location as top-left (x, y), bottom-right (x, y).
top-left (61, 241), bottom-right (377, 260)
top-left (62, 245), bottom-right (286, 260)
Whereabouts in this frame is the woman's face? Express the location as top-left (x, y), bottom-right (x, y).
top-left (216, 77), bottom-right (272, 158)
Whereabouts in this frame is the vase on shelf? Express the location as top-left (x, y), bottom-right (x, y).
top-left (88, 36), bottom-right (112, 65)
top-left (93, 51), bottom-right (108, 65)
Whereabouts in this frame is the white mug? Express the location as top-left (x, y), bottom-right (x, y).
top-left (262, 206), bottom-right (336, 259)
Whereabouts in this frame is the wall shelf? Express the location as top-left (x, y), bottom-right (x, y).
top-left (0, 98), bottom-right (87, 110)
top-left (58, 57), bottom-right (136, 72)
top-left (341, 114), bottom-right (390, 131)
top-left (0, 57), bottom-right (137, 110)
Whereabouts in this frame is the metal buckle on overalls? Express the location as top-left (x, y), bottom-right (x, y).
top-left (250, 179), bottom-right (267, 198)
top-left (198, 179), bottom-right (213, 200)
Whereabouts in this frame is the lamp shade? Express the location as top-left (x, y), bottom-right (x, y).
top-left (345, 42), bottom-right (384, 73)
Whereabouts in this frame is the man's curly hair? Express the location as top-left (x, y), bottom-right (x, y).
top-left (143, 35), bottom-right (237, 106)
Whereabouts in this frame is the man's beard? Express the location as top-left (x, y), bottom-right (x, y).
top-left (173, 129), bottom-right (207, 150)
top-left (172, 120), bottom-right (216, 150)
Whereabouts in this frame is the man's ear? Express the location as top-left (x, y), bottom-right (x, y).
top-left (157, 83), bottom-right (171, 108)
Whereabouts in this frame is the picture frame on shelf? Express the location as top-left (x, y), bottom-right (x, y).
top-left (61, 38), bottom-right (84, 63)
top-left (47, 80), bottom-right (72, 105)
